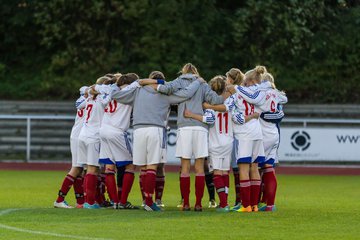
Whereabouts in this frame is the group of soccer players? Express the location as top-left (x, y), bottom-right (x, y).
top-left (54, 63), bottom-right (287, 212)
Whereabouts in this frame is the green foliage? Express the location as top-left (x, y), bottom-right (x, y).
top-left (0, 0), bottom-right (359, 102)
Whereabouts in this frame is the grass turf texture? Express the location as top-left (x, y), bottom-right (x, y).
top-left (0, 171), bottom-right (359, 240)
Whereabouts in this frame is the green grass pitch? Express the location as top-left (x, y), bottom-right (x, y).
top-left (0, 170), bottom-right (359, 240)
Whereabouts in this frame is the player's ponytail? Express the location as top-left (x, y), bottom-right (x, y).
top-left (209, 75), bottom-right (226, 95)
top-left (262, 72), bottom-right (276, 89)
top-left (180, 63), bottom-right (199, 76)
top-left (226, 68), bottom-right (244, 85)
top-left (245, 65), bottom-right (267, 83)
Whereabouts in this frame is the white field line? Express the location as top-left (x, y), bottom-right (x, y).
top-left (0, 209), bottom-right (112, 240)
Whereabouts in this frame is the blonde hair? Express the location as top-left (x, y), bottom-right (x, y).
top-left (226, 68), bottom-right (244, 85)
top-left (181, 63), bottom-right (199, 76)
top-left (245, 65), bottom-right (267, 83)
top-left (262, 72), bottom-right (276, 89)
top-left (149, 71), bottom-right (165, 80)
top-left (96, 76), bottom-right (110, 85)
top-left (209, 75), bottom-right (226, 95)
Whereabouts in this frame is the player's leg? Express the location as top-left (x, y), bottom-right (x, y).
top-left (104, 164), bottom-right (119, 207)
top-left (231, 138), bottom-right (241, 208)
top-left (250, 140), bottom-right (265, 212)
top-left (71, 167), bottom-right (85, 208)
top-left (116, 165), bottom-right (126, 201)
top-left (119, 163), bottom-right (138, 209)
top-left (180, 159), bottom-right (191, 210)
top-left (54, 166), bottom-right (82, 208)
top-left (176, 128), bottom-right (193, 210)
top-left (194, 158), bottom-right (205, 211)
top-left (261, 163), bottom-right (277, 211)
top-left (204, 159), bottom-right (216, 208)
top-left (192, 129), bottom-right (208, 212)
top-left (84, 165), bottom-right (100, 208)
top-left (237, 163), bottom-right (251, 212)
top-left (155, 163), bottom-right (165, 207)
top-left (83, 140), bottom-right (101, 209)
top-left (213, 168), bottom-right (227, 209)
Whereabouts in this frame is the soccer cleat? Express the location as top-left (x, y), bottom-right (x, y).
top-left (252, 205), bottom-right (259, 212)
top-left (265, 205), bottom-right (277, 212)
top-left (216, 206), bottom-right (230, 212)
top-left (155, 199), bottom-right (165, 208)
top-left (181, 205), bottom-right (191, 211)
top-left (230, 202), bottom-right (242, 211)
top-left (100, 200), bottom-right (114, 208)
top-left (54, 201), bottom-right (73, 209)
top-left (144, 203), bottom-right (162, 211)
top-left (141, 200), bottom-right (146, 207)
top-left (75, 203), bottom-right (84, 209)
top-left (258, 202), bottom-right (267, 211)
top-left (194, 205), bottom-right (203, 212)
top-left (83, 202), bottom-right (101, 209)
top-left (236, 206), bottom-right (252, 213)
top-left (176, 199), bottom-right (184, 208)
top-left (118, 202), bottom-right (140, 210)
top-left (208, 200), bottom-right (218, 208)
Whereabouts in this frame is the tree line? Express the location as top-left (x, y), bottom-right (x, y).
top-left (1, 0), bottom-right (359, 103)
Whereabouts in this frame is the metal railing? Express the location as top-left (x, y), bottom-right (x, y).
top-left (1, 114), bottom-right (360, 162)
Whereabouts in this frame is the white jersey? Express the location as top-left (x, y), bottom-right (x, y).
top-left (257, 88), bottom-right (288, 138)
top-left (79, 94), bottom-right (109, 140)
top-left (227, 93), bottom-right (262, 140)
top-left (208, 109), bottom-right (234, 158)
top-left (99, 83), bottom-right (138, 132)
top-left (70, 96), bottom-right (86, 139)
top-left (101, 99), bottom-right (132, 132)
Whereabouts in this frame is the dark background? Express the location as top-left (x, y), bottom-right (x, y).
top-left (1, 0), bottom-right (359, 102)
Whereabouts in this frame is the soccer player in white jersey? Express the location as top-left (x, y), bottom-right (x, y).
top-left (78, 77), bottom-right (112, 209)
top-left (256, 72), bottom-right (287, 211)
top-left (97, 73), bottom-right (141, 209)
top-left (184, 76), bottom-right (236, 212)
top-left (54, 86), bottom-right (88, 208)
top-left (206, 66), bottom-right (268, 212)
top-left (225, 68), bottom-right (246, 209)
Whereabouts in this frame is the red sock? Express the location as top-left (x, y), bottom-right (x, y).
top-left (262, 167), bottom-right (277, 206)
top-left (144, 169), bottom-right (156, 206)
top-left (74, 176), bottom-right (84, 205)
top-left (240, 180), bottom-right (251, 208)
top-left (250, 179), bottom-right (261, 206)
top-left (139, 169), bottom-right (146, 201)
top-left (120, 171), bottom-right (135, 205)
top-left (85, 173), bottom-right (98, 205)
top-left (213, 174), bottom-right (228, 208)
top-left (56, 174), bottom-right (75, 203)
top-left (180, 173), bottom-right (190, 207)
top-left (105, 170), bottom-right (119, 204)
top-left (233, 169), bottom-right (241, 204)
top-left (195, 174), bottom-right (205, 207)
top-left (155, 176), bottom-right (165, 201)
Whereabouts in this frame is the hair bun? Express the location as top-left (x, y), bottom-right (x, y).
top-left (255, 65), bottom-right (267, 74)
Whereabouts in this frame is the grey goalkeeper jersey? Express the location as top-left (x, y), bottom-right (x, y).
top-left (111, 80), bottom-right (201, 130)
top-left (157, 74), bottom-right (224, 129)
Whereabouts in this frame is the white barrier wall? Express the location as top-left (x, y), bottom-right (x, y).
top-left (278, 128), bottom-right (360, 162)
top-left (158, 127), bottom-right (360, 163)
